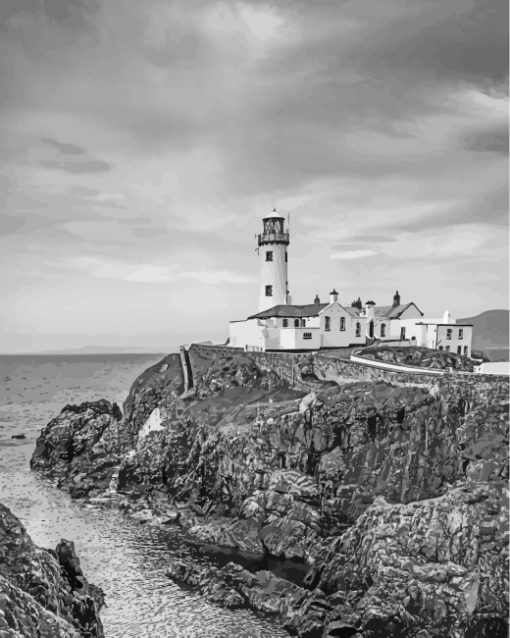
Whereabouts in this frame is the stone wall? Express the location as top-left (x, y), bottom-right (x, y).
top-left (316, 355), bottom-right (439, 386)
top-left (184, 343), bottom-right (507, 392)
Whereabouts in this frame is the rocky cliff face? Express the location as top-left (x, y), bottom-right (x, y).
top-left (0, 503), bottom-right (104, 638)
top-left (30, 345), bottom-right (509, 637)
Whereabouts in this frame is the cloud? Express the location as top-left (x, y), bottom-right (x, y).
top-left (179, 270), bottom-right (256, 285)
top-left (41, 136), bottom-right (85, 155)
top-left (62, 256), bottom-right (255, 286)
top-left (39, 158), bottom-right (111, 173)
top-left (125, 265), bottom-right (173, 282)
top-left (330, 249), bottom-right (377, 260)
top-left (463, 128), bottom-right (509, 155)
top-left (0, 0), bottom-right (507, 350)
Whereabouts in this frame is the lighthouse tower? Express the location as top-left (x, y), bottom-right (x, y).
top-left (257, 209), bottom-right (290, 311)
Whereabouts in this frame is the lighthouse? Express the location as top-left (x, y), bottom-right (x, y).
top-left (257, 209), bottom-right (290, 311)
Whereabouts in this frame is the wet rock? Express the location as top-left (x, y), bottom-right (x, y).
top-left (0, 502), bottom-right (104, 637)
top-left (31, 399), bottom-right (123, 497)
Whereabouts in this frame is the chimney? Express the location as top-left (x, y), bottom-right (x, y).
top-left (365, 300), bottom-right (375, 319)
top-left (329, 289), bottom-right (338, 304)
top-left (314, 294), bottom-right (321, 304)
top-left (443, 309), bottom-right (454, 324)
top-left (392, 290), bottom-right (401, 308)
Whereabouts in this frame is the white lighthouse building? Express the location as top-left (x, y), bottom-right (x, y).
top-left (257, 210), bottom-right (290, 311)
top-left (228, 211), bottom-right (473, 354)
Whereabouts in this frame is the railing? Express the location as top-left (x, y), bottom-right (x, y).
top-left (258, 232), bottom-right (289, 245)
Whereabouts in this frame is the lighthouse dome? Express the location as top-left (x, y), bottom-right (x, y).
top-left (262, 207), bottom-right (285, 220)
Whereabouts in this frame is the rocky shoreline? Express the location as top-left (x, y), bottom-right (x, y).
top-left (30, 345), bottom-right (509, 637)
top-left (0, 502), bottom-right (104, 638)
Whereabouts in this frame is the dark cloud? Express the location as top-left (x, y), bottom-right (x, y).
top-left (355, 0), bottom-right (509, 89)
top-left (463, 128), bottom-right (509, 155)
top-left (41, 137), bottom-right (85, 155)
top-left (262, 0), bottom-right (508, 88)
top-left (344, 185), bottom-right (509, 247)
top-left (0, 0), bottom-right (98, 30)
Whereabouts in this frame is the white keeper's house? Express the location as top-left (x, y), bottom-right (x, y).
top-left (228, 210), bottom-right (473, 354)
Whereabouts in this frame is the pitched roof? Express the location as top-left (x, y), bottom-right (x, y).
top-left (373, 302), bottom-right (423, 319)
top-left (249, 304), bottom-right (328, 319)
top-left (248, 302), bottom-right (360, 320)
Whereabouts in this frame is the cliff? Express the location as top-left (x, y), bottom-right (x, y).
top-left (30, 344), bottom-right (509, 637)
top-left (0, 502), bottom-right (104, 638)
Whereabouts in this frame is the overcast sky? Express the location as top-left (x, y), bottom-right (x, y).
top-left (0, 0), bottom-right (508, 352)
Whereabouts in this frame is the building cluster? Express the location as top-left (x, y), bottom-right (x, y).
top-left (229, 211), bottom-right (473, 354)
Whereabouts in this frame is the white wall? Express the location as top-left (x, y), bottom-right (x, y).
top-left (387, 306), bottom-right (423, 340)
top-left (436, 325), bottom-right (472, 356)
top-left (475, 361), bottom-right (510, 375)
top-left (229, 319), bottom-right (266, 351)
top-left (398, 319), bottom-right (427, 345)
top-left (258, 242), bottom-right (288, 311)
top-left (319, 303), bottom-right (366, 348)
top-left (280, 327), bottom-right (321, 350)
top-left (390, 319), bottom-right (473, 355)
top-left (366, 318), bottom-right (392, 340)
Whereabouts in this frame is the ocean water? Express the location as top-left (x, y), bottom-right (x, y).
top-left (0, 354), bottom-right (289, 638)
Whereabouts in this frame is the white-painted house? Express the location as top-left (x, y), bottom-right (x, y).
top-left (230, 289), bottom-right (367, 351)
top-left (228, 212), bottom-right (474, 353)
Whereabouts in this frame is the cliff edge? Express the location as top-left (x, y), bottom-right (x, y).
top-left (30, 344), bottom-right (509, 637)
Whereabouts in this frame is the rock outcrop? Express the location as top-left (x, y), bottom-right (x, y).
top-left (30, 344), bottom-right (509, 637)
top-left (0, 503), bottom-right (104, 638)
top-left (31, 399), bottom-right (123, 499)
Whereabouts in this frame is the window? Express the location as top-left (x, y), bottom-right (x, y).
top-left (294, 319), bottom-right (300, 327)
top-left (445, 345), bottom-right (450, 352)
top-left (458, 329), bottom-right (463, 340)
top-left (457, 346), bottom-right (462, 354)
top-left (265, 285), bottom-right (273, 296)
top-left (340, 317), bottom-right (345, 331)
top-left (446, 328), bottom-right (452, 340)
top-left (282, 319), bottom-right (288, 327)
top-left (400, 327), bottom-right (406, 340)
top-left (380, 323), bottom-right (386, 337)
top-left (355, 322), bottom-right (361, 337)
top-left (303, 332), bottom-right (312, 340)
top-left (285, 252), bottom-right (288, 262)
top-left (301, 319), bottom-right (306, 327)
top-left (325, 316), bottom-right (331, 331)
top-left (265, 251), bottom-right (273, 262)
top-left (464, 346), bottom-right (468, 354)
top-left (439, 346), bottom-right (443, 351)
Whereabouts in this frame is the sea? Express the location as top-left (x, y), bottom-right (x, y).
top-left (0, 354), bottom-right (290, 638)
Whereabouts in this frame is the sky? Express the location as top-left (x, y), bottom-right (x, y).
top-left (0, 0), bottom-right (508, 353)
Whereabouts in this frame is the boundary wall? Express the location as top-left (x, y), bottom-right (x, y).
top-left (181, 343), bottom-right (509, 392)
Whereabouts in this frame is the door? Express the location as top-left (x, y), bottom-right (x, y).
top-left (369, 321), bottom-right (374, 338)
top-left (400, 327), bottom-right (406, 340)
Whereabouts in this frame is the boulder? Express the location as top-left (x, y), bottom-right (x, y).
top-left (31, 399), bottom-right (123, 497)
